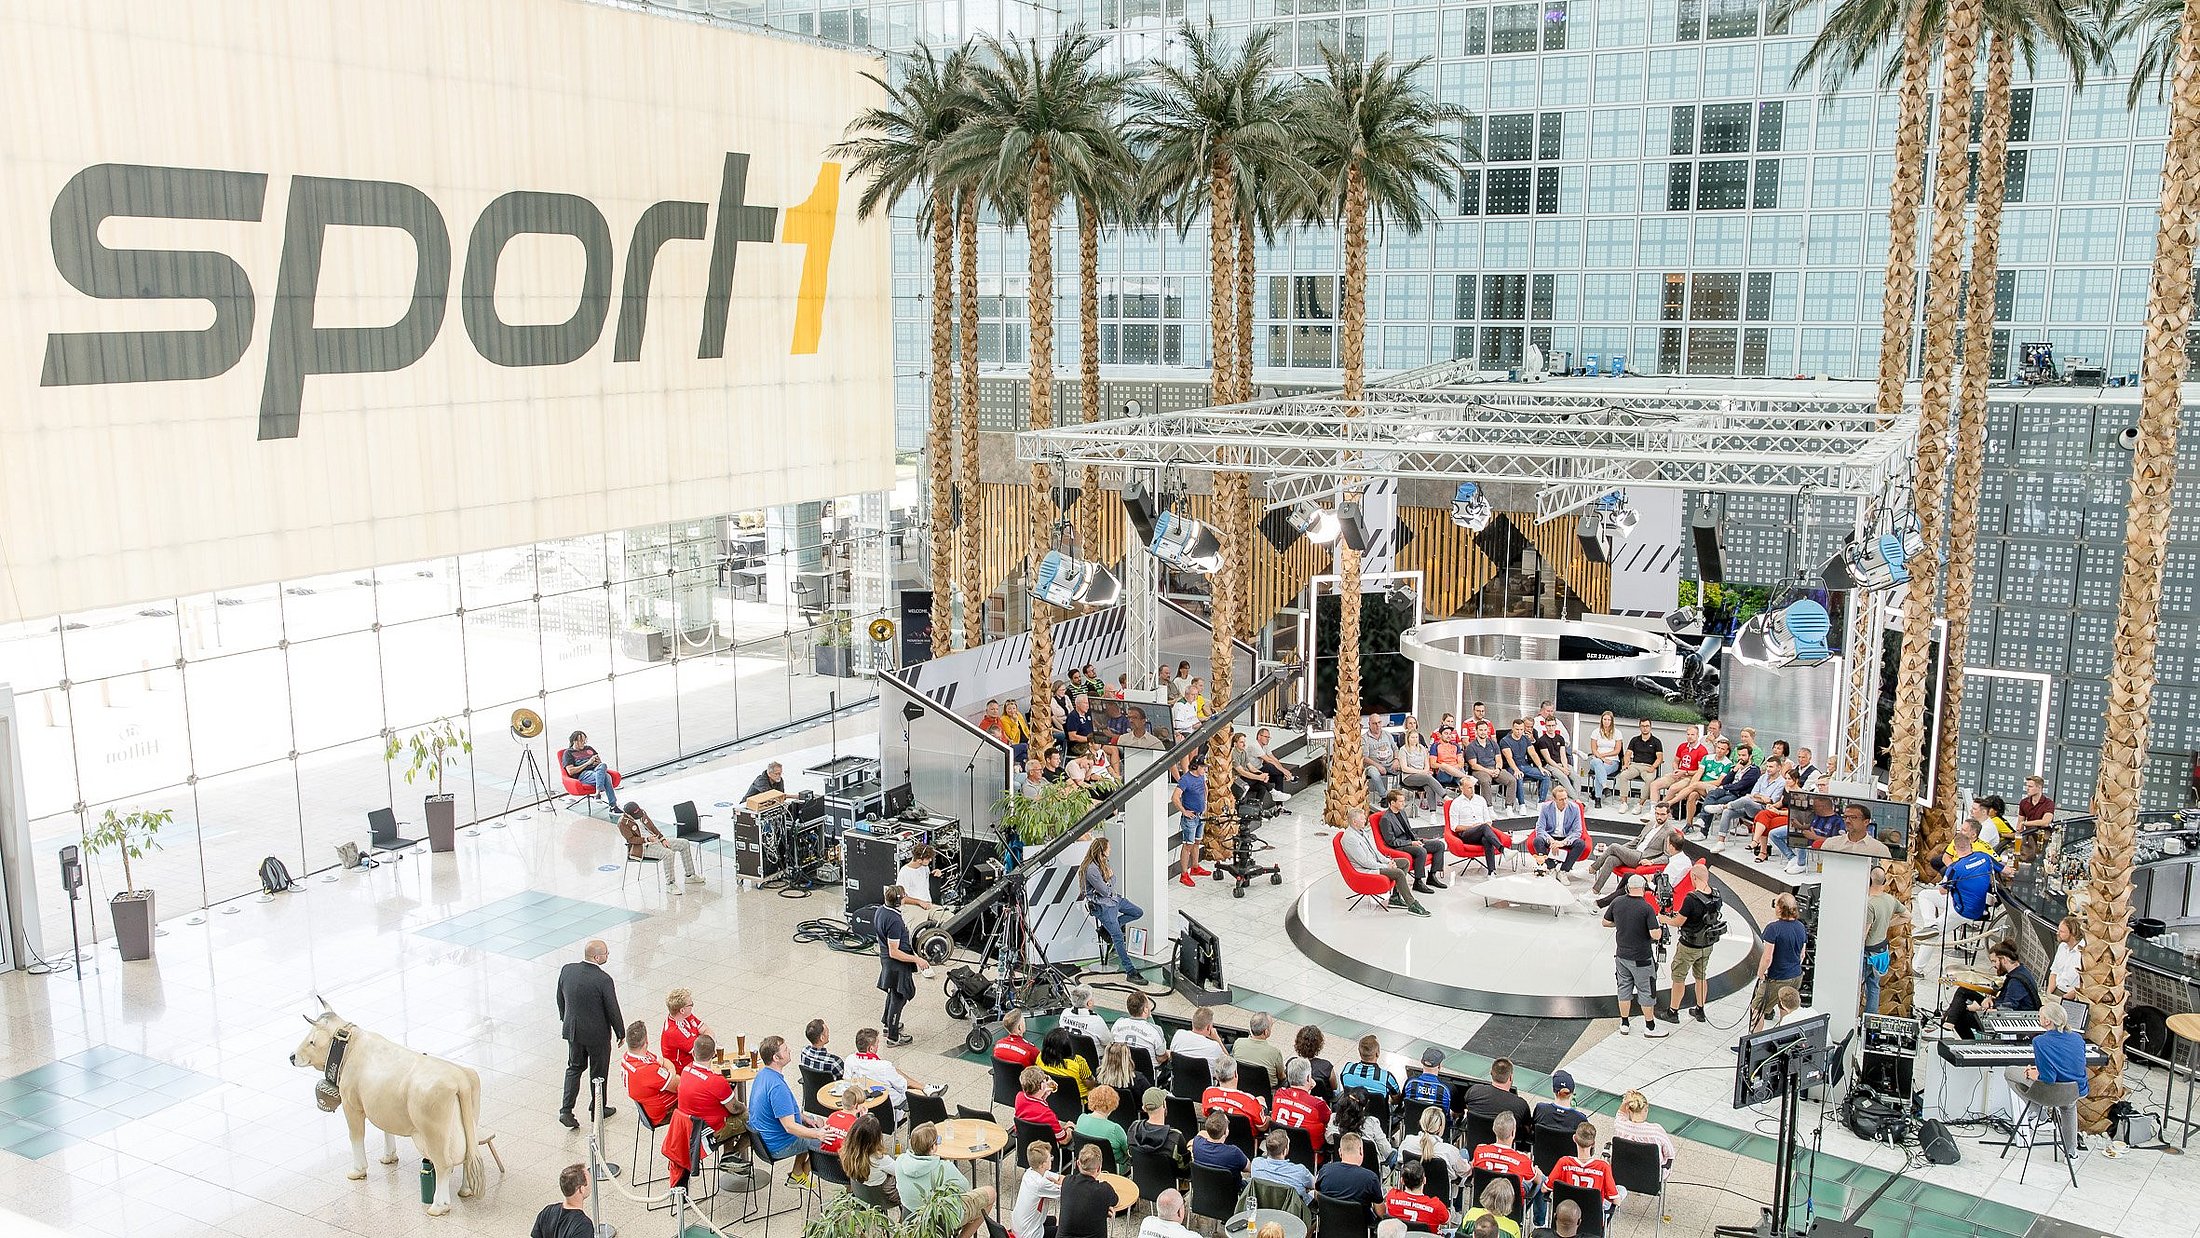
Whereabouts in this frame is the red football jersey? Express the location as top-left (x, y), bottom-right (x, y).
top-left (1549, 1154), bottom-right (1618, 1201)
top-left (994, 1035), bottom-right (1040, 1067)
top-left (676, 1063), bottom-right (734, 1130)
top-left (1673, 743), bottom-right (1708, 773)
top-left (661, 1013), bottom-right (708, 1073)
top-left (623, 1051), bottom-right (676, 1125)
top-left (1201, 1086), bottom-right (1267, 1125)
top-left (1271, 1088), bottom-right (1330, 1135)
top-left (821, 1108), bottom-right (859, 1153)
top-left (1385, 1190), bottom-right (1449, 1230)
top-left (1470, 1143), bottom-right (1538, 1186)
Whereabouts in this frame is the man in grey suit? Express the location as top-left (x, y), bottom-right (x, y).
top-left (556, 939), bottom-right (624, 1130)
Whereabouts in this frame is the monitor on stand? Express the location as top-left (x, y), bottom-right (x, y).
top-left (1172, 912), bottom-right (1231, 1005)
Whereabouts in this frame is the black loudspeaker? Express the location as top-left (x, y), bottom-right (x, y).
top-left (1918, 1118), bottom-right (1961, 1164)
top-left (1576, 513), bottom-right (1610, 563)
top-left (1122, 480), bottom-right (1162, 544)
top-left (1691, 496), bottom-right (1726, 583)
top-left (1338, 501), bottom-right (1374, 552)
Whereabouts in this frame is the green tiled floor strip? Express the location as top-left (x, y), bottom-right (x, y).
top-left (968, 988), bottom-right (2045, 1238)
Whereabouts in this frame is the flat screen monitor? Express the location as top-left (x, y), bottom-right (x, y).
top-left (1733, 1012), bottom-right (1831, 1108)
top-left (883, 781), bottom-right (915, 818)
top-left (1175, 912), bottom-right (1226, 991)
top-left (1778, 789), bottom-right (1912, 862)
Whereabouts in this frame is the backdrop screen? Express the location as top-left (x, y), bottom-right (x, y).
top-left (1313, 592), bottom-right (1415, 719)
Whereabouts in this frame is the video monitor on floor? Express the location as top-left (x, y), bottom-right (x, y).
top-left (1778, 789), bottom-right (1912, 861)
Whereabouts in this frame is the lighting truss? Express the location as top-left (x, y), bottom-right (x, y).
top-left (1015, 381), bottom-right (1918, 501)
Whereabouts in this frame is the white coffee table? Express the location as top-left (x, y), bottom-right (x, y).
top-left (1471, 871), bottom-right (1588, 916)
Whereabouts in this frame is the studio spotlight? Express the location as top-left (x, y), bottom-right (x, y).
top-left (1664, 606), bottom-right (1704, 634)
top-left (1596, 490), bottom-right (1640, 538)
top-left (1148, 511), bottom-right (1225, 574)
top-left (1384, 580), bottom-right (1418, 610)
top-left (1450, 482), bottom-right (1493, 531)
top-left (1821, 510), bottom-right (1923, 593)
top-left (1290, 501), bottom-right (1343, 545)
top-left (1032, 550), bottom-right (1122, 613)
top-left (1731, 599), bottom-right (1834, 669)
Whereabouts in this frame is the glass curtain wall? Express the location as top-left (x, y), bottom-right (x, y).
top-left (0, 496), bottom-right (899, 945)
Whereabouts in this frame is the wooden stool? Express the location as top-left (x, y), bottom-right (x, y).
top-left (478, 1134), bottom-right (505, 1174)
top-left (2163, 1012), bottom-right (2200, 1148)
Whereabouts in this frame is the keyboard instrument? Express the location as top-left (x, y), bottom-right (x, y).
top-left (1936, 1039), bottom-right (2108, 1070)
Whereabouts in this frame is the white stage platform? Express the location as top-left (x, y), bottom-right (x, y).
top-left (1283, 841), bottom-right (1762, 1019)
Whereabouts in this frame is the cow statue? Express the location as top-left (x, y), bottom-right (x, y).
top-left (290, 998), bottom-right (485, 1216)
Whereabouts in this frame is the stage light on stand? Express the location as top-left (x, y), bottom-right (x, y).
top-left (1290, 501), bottom-right (1342, 545)
top-left (1731, 599), bottom-right (1834, 669)
top-left (1032, 550), bottom-right (1122, 613)
top-left (1147, 511), bottom-right (1225, 574)
top-left (1450, 482), bottom-right (1493, 531)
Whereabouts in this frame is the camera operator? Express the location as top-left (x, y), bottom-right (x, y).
top-left (1603, 874), bottom-right (1667, 1037)
top-left (1660, 861), bottom-right (1722, 1024)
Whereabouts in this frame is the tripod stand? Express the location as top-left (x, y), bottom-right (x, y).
top-left (977, 873), bottom-right (1073, 1018)
top-left (1213, 802), bottom-right (1282, 897)
top-left (503, 747), bottom-right (554, 819)
top-left (1716, 1040), bottom-right (1811, 1238)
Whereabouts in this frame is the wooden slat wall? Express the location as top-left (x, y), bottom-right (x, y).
top-left (1396, 508), bottom-right (1501, 619)
top-left (1520, 513), bottom-right (1613, 614)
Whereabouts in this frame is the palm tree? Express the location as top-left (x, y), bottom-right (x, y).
top-left (2080, 0), bottom-right (2200, 1134)
top-left (1296, 45), bottom-right (1467, 828)
top-left (1131, 23), bottom-right (1297, 810)
top-left (956, 189), bottom-right (983, 650)
top-left (2115, 0), bottom-right (2196, 105)
top-left (834, 44), bottom-right (973, 660)
top-left (945, 29), bottom-right (1129, 759)
top-left (1934, 0), bottom-right (2106, 913)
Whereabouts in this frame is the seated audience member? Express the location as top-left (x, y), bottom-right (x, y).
top-left (896, 1123), bottom-right (993, 1223)
top-left (1120, 707), bottom-right (1166, 750)
top-left (994, 1009), bottom-right (1041, 1067)
top-left (1190, 1112), bottom-right (1251, 1177)
top-left (1201, 1056), bottom-right (1268, 1124)
top-left (1395, 720), bottom-right (1444, 813)
top-left (749, 1035), bottom-right (833, 1180)
top-left (1530, 1072), bottom-right (1592, 1142)
top-left (1041, 1027), bottom-right (1097, 1101)
top-left (841, 1113), bottom-right (902, 1208)
top-left (675, 1034), bottom-right (743, 1147)
top-left (1361, 715), bottom-right (1401, 805)
top-left (1233, 1012), bottom-right (1287, 1081)
top-left (1233, 732), bottom-right (1276, 808)
top-left (1341, 1034), bottom-right (1402, 1099)
top-left (1538, 1200), bottom-right (1584, 1238)
top-left (1530, 717), bottom-right (1579, 795)
top-left (1499, 720), bottom-right (1549, 813)
top-left (820, 1082), bottom-right (866, 1154)
top-left (1384, 1160), bottom-right (1450, 1232)
top-left (1462, 1060), bottom-right (1534, 1148)
top-left (1247, 727), bottom-right (1303, 793)
top-left (1460, 1178), bottom-right (1524, 1238)
top-left (1429, 725), bottom-right (1470, 792)
top-left (1971, 795), bottom-right (2015, 853)
top-left (1448, 785), bottom-right (1511, 877)
top-left (1662, 737), bottom-right (1732, 825)
top-left (2017, 1000), bottom-right (2089, 1159)
top-left (1272, 1057), bottom-right (1332, 1136)
top-left (1613, 1091), bottom-right (1675, 1171)
top-left (1112, 991), bottom-right (1170, 1064)
top-left (1464, 724), bottom-right (1517, 807)
top-left (1341, 812), bottom-right (1432, 916)
top-left (1743, 771), bottom-right (1805, 861)
top-left (1531, 785), bottom-right (1590, 876)
top-left (1016, 1067), bottom-right (1069, 1142)
top-left (1021, 760), bottom-right (1050, 800)
top-left (1097, 1043), bottom-right (1152, 1106)
top-left (800, 1017), bottom-right (845, 1080)
top-left (1327, 1085), bottom-right (1395, 1163)
top-left (1314, 1133), bottom-right (1385, 1216)
top-left (563, 730), bottom-right (620, 812)
top-left (1402, 1046), bottom-right (1451, 1111)
top-left (1011, 1140), bottom-right (1063, 1238)
top-left (1168, 1006), bottom-right (1227, 1066)
top-left (1589, 803), bottom-right (1679, 897)
top-left (978, 699), bottom-right (1007, 741)
top-left (661, 989), bottom-right (709, 1073)
top-left (845, 1026), bottom-right (946, 1107)
top-left (1644, 725), bottom-right (1705, 807)
top-left (1139, 1190), bottom-right (1201, 1238)
top-left (1613, 719), bottom-right (1666, 815)
top-left (621, 1020), bottom-right (678, 1126)
top-left (2047, 917), bottom-right (2084, 1000)
top-left (1400, 1104), bottom-right (1468, 1176)
top-left (1058, 1143), bottom-right (1121, 1238)
top-left (1469, 1111), bottom-right (1540, 1203)
top-left (1060, 985), bottom-right (1113, 1047)
top-left (1073, 1085), bottom-right (1130, 1172)
top-left (1696, 744), bottom-right (1762, 826)
top-left (1580, 712), bottom-right (1625, 806)
top-left (1713, 755), bottom-right (1788, 842)
top-left (1378, 789), bottom-right (1447, 892)
top-left (1249, 1128), bottom-right (1315, 1201)
top-left (1941, 825), bottom-right (2004, 933)
top-left (618, 801), bottom-right (703, 891)
top-left (1295, 1026), bottom-right (1338, 1097)
top-left (1130, 1087), bottom-right (1186, 1170)
top-left (1546, 1122), bottom-right (1621, 1220)
top-left (2015, 775), bottom-right (2057, 857)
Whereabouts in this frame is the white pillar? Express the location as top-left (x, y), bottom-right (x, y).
top-left (1809, 850), bottom-right (1877, 1047)
top-left (1114, 748), bottom-right (1175, 969)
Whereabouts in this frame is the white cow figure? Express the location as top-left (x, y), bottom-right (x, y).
top-left (290, 1000), bottom-right (485, 1215)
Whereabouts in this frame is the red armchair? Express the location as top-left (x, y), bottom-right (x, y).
top-left (1333, 833), bottom-right (1397, 912)
top-left (1440, 815), bottom-right (1517, 875)
top-left (557, 749), bottom-right (623, 812)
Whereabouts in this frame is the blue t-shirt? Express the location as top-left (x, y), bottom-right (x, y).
top-left (2032, 1029), bottom-right (2090, 1096)
top-left (1402, 1070), bottom-right (1450, 1108)
top-left (1191, 1135), bottom-right (1250, 1174)
top-left (749, 1066), bottom-right (802, 1156)
top-left (1763, 919), bottom-right (1810, 981)
top-left (1178, 771), bottom-right (1207, 817)
top-left (1946, 849), bottom-right (1998, 922)
top-left (1066, 709), bottom-right (1094, 742)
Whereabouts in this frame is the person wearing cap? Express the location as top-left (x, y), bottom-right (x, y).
top-left (1530, 1073), bottom-right (1593, 1142)
top-left (1601, 874), bottom-right (1669, 1038)
top-left (1129, 1087), bottom-right (1186, 1171)
top-left (616, 802), bottom-right (702, 892)
top-left (1401, 1046), bottom-right (1452, 1109)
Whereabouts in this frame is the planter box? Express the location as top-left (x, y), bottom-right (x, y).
top-left (424, 794), bottom-right (458, 853)
top-left (619, 629), bottom-right (669, 664)
top-left (813, 644), bottom-right (856, 677)
top-left (111, 890), bottom-right (155, 961)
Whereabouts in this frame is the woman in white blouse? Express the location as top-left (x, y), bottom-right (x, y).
top-left (2047, 916), bottom-right (2083, 999)
top-left (1583, 711), bottom-right (1625, 805)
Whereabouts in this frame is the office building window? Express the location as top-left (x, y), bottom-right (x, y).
top-left (1668, 163), bottom-right (1693, 211)
top-left (1662, 273), bottom-right (1687, 321)
top-left (1483, 274), bottom-right (1529, 319)
top-left (1659, 326), bottom-right (1684, 372)
top-left (1753, 159), bottom-right (1781, 208)
top-left (1688, 328), bottom-right (1738, 373)
top-left (1677, 0), bottom-right (1702, 40)
top-left (1707, 0), bottom-right (1758, 38)
top-left (1671, 105), bottom-right (1697, 155)
top-left (1692, 273), bottom-right (1743, 319)
top-left (1698, 160), bottom-right (1749, 208)
top-left (1544, 2), bottom-right (1569, 49)
top-left (1537, 168), bottom-right (1562, 214)
top-left (1534, 274), bottom-right (1556, 320)
top-left (1463, 7), bottom-right (1487, 55)
top-left (1747, 271), bottom-right (1774, 321)
top-left (1494, 4), bottom-right (1538, 52)
top-left (1459, 168), bottom-right (1483, 214)
top-left (1488, 168), bottom-right (1533, 214)
top-left (1481, 325), bottom-right (1526, 368)
top-left (1541, 112), bottom-right (1565, 159)
top-left (1490, 114), bottom-right (1535, 160)
top-left (1742, 327), bottom-right (1770, 375)
top-left (1701, 103), bottom-right (1752, 153)
top-left (1757, 101), bottom-right (1785, 150)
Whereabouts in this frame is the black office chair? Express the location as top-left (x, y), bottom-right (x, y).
top-left (1550, 1181), bottom-right (1609, 1238)
top-left (811, 1150), bottom-right (852, 1195)
top-left (1165, 1094), bottom-right (1199, 1142)
top-left (673, 800), bottom-right (724, 880)
top-left (1468, 1167), bottom-right (1527, 1227)
top-left (1107, 1091), bottom-right (1140, 1142)
top-left (1223, 1113), bottom-right (1256, 1160)
top-left (1283, 1124), bottom-right (1319, 1172)
top-left (1530, 1126), bottom-right (1575, 1180)
top-left (741, 1132), bottom-right (815, 1227)
top-left (1400, 1098), bottom-right (1438, 1142)
top-left (1126, 1044), bottom-right (1157, 1081)
top-left (905, 1092), bottom-right (949, 1130)
top-left (1407, 1155), bottom-right (1455, 1210)
top-left (1237, 1062), bottom-right (1275, 1104)
top-left (1361, 1089), bottom-right (1393, 1136)
top-left (1609, 1136), bottom-right (1669, 1230)
top-left (1013, 1119), bottom-right (1060, 1168)
top-left (991, 1058), bottom-right (1023, 1110)
top-left (1460, 1112), bottom-right (1498, 1156)
top-left (1188, 1165), bottom-right (1242, 1225)
top-left (848, 1176), bottom-right (892, 1209)
top-left (1071, 1129), bottom-right (1123, 1174)
top-left (1130, 1145), bottom-right (1181, 1214)
top-left (367, 806), bottom-right (420, 853)
top-left (1314, 1195), bottom-right (1374, 1238)
top-left (1067, 1032), bottom-right (1104, 1074)
top-left (1047, 1081), bottom-right (1083, 1125)
top-left (1169, 1055), bottom-right (1212, 1100)
top-left (799, 1067), bottom-right (836, 1116)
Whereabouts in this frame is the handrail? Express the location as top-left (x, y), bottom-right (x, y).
top-left (933, 663), bottom-right (1304, 939)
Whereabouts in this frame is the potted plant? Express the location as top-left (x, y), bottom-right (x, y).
top-left (801, 1191), bottom-right (894, 1238)
top-left (997, 781), bottom-right (1088, 847)
top-left (813, 614), bottom-right (857, 678)
top-left (83, 806), bottom-right (171, 961)
top-left (619, 618), bottom-right (669, 664)
top-left (385, 719), bottom-right (472, 852)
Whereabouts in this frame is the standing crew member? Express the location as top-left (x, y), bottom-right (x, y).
top-left (873, 885), bottom-right (921, 1047)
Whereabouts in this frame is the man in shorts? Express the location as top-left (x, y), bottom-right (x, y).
top-left (1661, 862), bottom-right (1719, 1022)
top-left (1173, 755), bottom-right (1209, 888)
top-left (1603, 875), bottom-right (1668, 1036)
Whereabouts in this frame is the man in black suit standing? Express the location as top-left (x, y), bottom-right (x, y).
top-left (556, 939), bottom-right (624, 1130)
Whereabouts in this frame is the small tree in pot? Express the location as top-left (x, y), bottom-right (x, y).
top-left (83, 806), bottom-right (171, 961)
top-left (386, 719), bottom-right (471, 853)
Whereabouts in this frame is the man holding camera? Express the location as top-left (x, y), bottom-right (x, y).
top-left (1660, 861), bottom-right (1721, 1023)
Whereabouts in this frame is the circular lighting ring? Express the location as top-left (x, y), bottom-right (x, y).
top-left (1399, 618), bottom-right (1683, 680)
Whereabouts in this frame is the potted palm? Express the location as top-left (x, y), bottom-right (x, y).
top-left (385, 719), bottom-right (472, 852)
top-left (997, 781), bottom-right (1088, 847)
top-left (83, 806), bottom-right (171, 961)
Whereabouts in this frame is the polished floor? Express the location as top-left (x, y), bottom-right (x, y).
top-left (0, 708), bottom-right (2190, 1238)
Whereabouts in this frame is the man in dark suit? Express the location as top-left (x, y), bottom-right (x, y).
top-left (556, 939), bottom-right (624, 1129)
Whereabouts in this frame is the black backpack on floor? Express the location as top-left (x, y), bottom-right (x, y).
top-left (259, 856), bottom-right (295, 894)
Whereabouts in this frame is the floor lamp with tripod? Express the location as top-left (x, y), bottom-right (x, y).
top-left (503, 707), bottom-right (555, 821)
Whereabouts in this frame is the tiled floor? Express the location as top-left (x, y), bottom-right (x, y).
top-left (0, 706), bottom-right (2186, 1238)
top-left (0, 1049), bottom-right (222, 1161)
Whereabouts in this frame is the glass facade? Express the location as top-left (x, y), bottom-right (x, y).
top-left (0, 502), bottom-right (903, 943)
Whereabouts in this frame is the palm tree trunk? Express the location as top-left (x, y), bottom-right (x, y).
top-left (1077, 199), bottom-right (1102, 556)
top-left (957, 195), bottom-right (983, 650)
top-left (1203, 160), bottom-right (1242, 819)
top-left (1324, 167), bottom-right (1372, 831)
top-left (2082, 0), bottom-right (2200, 1133)
top-left (1236, 216), bottom-right (1256, 405)
top-left (1933, 31), bottom-right (2013, 841)
top-left (1879, 0), bottom-right (1965, 1018)
top-left (1209, 158), bottom-right (1238, 409)
top-left (928, 195), bottom-right (956, 659)
top-left (1027, 149), bottom-right (1059, 762)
